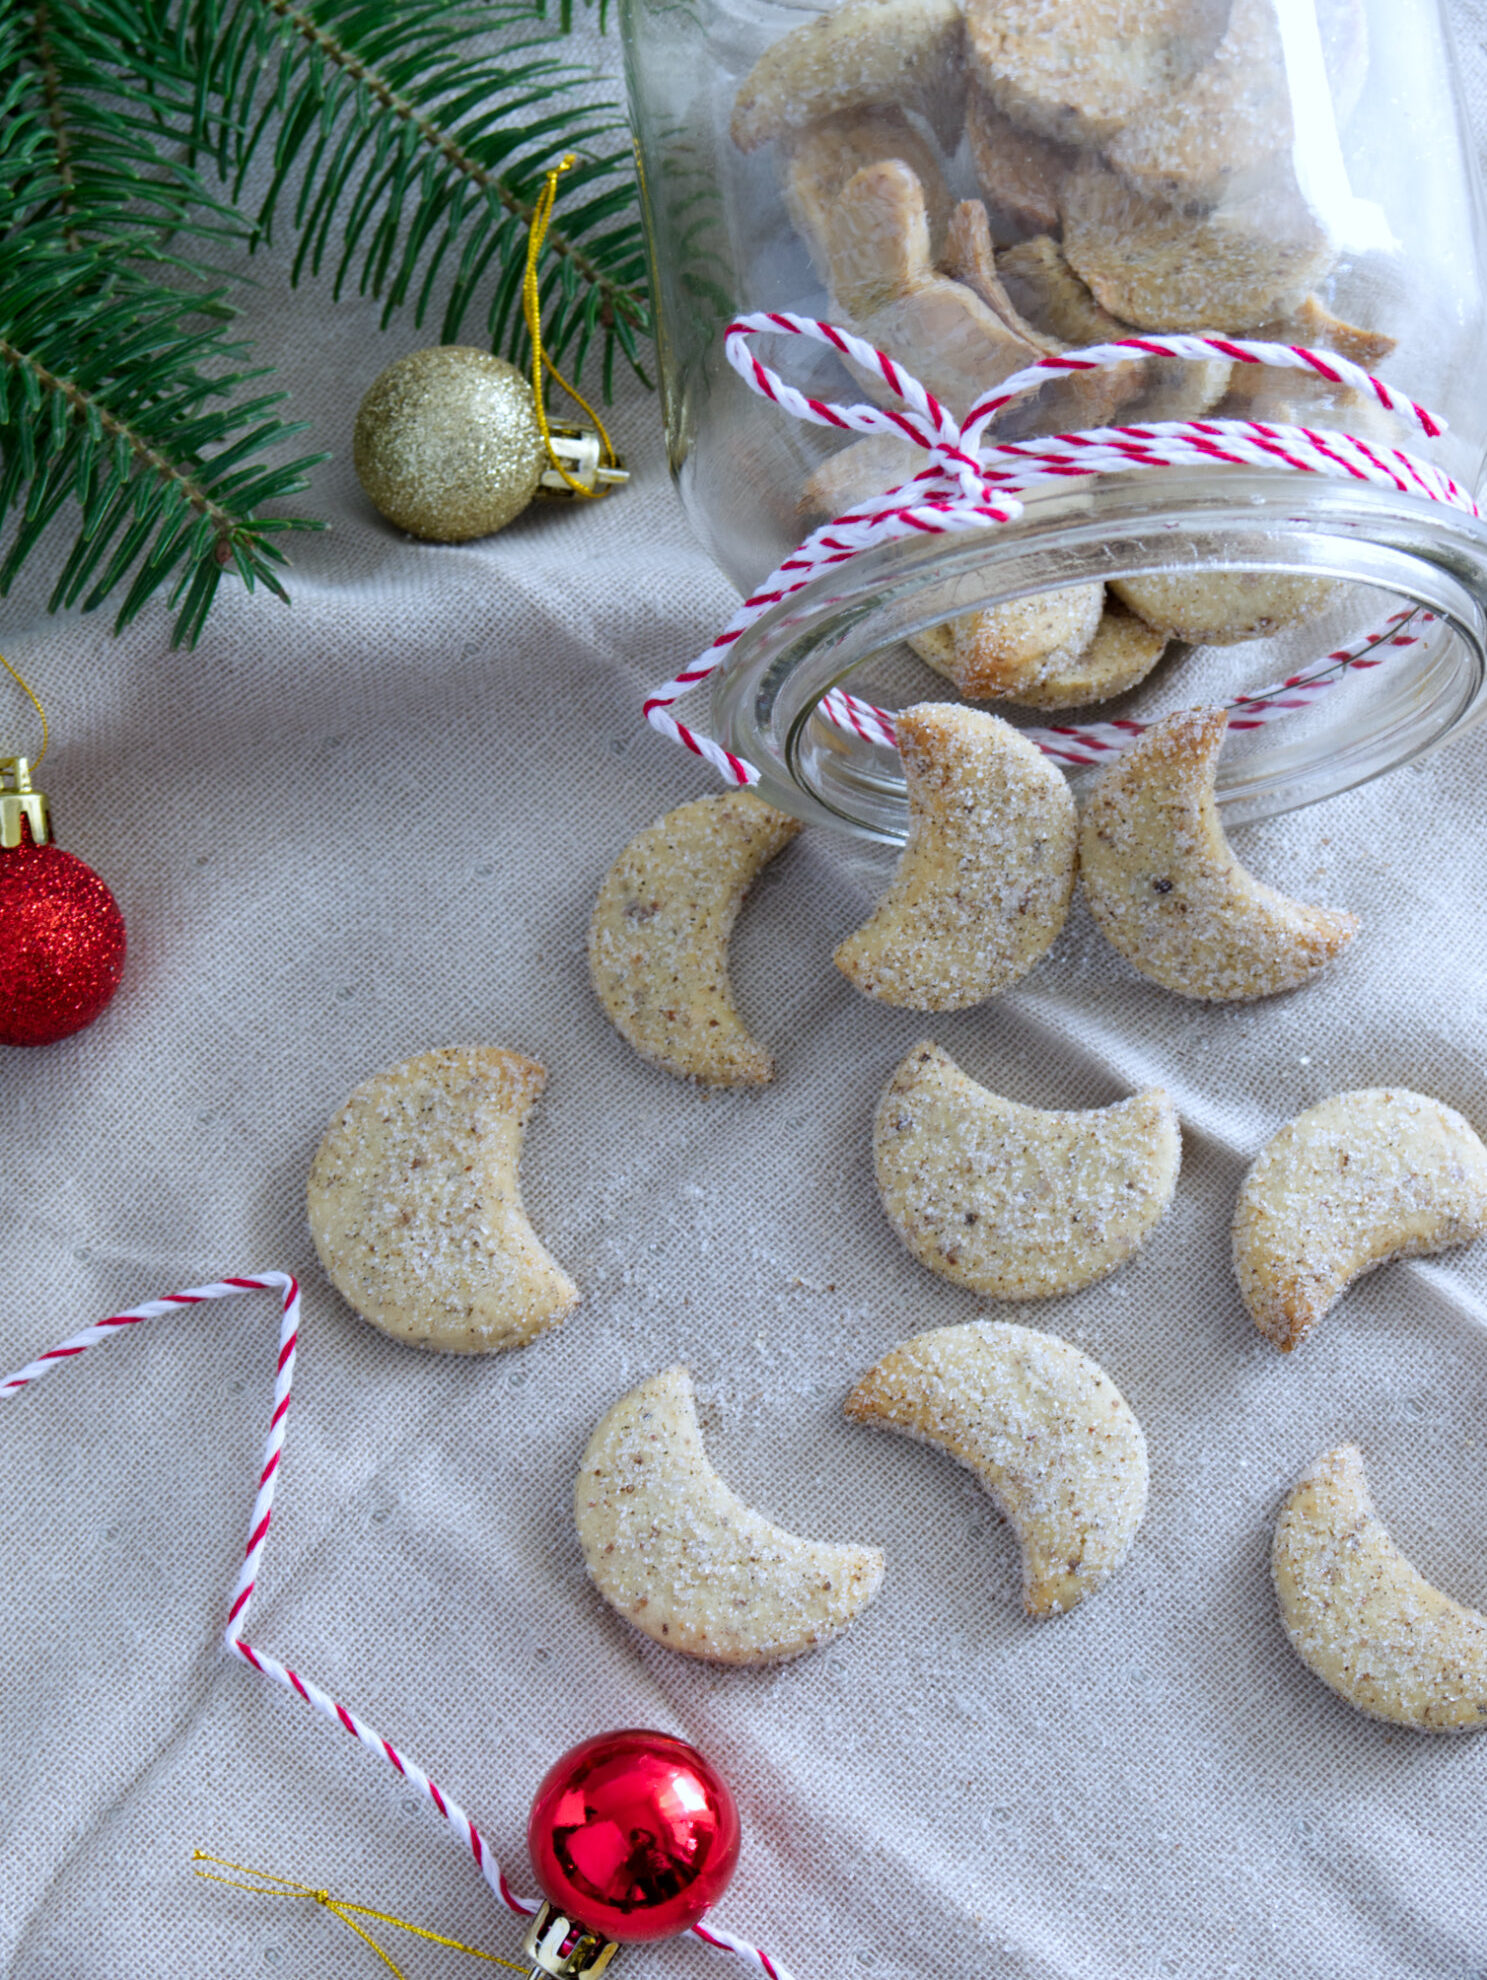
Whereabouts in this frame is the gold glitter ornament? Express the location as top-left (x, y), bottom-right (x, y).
top-left (353, 346), bottom-right (547, 542)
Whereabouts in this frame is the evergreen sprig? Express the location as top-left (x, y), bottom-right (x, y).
top-left (0, 1), bottom-right (324, 643)
top-left (179, 0), bottom-right (650, 389)
top-left (0, 0), bottom-right (648, 643)
top-left (7, 0), bottom-right (246, 267)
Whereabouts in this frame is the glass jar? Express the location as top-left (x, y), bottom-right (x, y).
top-left (621, 0), bottom-right (1487, 838)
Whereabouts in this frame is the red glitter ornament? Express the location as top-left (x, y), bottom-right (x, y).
top-left (0, 758), bottom-right (125, 1048)
top-left (527, 1729), bottom-right (741, 1946)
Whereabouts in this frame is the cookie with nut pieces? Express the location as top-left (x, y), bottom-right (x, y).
top-left (1078, 707), bottom-right (1358, 1000)
top-left (307, 1046), bottom-right (577, 1354)
top-left (1234, 1088), bottom-right (1487, 1351)
top-left (576, 1365), bottom-right (884, 1664)
top-left (1274, 1445), bottom-right (1487, 1731)
top-left (589, 790), bottom-right (800, 1086)
top-left (874, 1041), bottom-right (1181, 1298)
top-left (846, 1320), bottom-right (1148, 1618)
top-left (835, 702), bottom-right (1077, 1010)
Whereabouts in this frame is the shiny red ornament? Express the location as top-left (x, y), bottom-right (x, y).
top-left (527, 1729), bottom-right (741, 1944)
top-left (0, 824), bottom-right (126, 1047)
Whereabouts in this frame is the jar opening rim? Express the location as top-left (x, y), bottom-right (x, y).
top-left (707, 468), bottom-right (1487, 839)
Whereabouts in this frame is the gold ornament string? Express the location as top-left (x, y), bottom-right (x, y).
top-left (522, 154), bottom-right (621, 497)
top-left (191, 1851), bottom-right (530, 1978)
top-left (0, 652), bottom-right (47, 767)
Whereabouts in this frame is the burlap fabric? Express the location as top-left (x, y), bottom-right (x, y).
top-left (3, 15), bottom-right (1487, 1976)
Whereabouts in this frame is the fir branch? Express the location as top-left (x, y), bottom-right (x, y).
top-left (178, 0), bottom-right (650, 381)
top-left (26, 4), bottom-right (80, 247)
top-left (271, 0), bottom-right (617, 299)
top-left (0, 224), bottom-right (325, 643)
top-left (1, 0), bottom-right (251, 270)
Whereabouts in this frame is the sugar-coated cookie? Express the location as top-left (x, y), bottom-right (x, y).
top-left (308, 1046), bottom-right (577, 1354)
top-left (1060, 158), bottom-right (1334, 331)
top-left (909, 592), bottom-right (1171, 713)
top-left (576, 1366), bottom-right (884, 1664)
top-left (996, 599), bottom-right (1170, 711)
top-left (995, 234), bottom-right (1229, 421)
top-left (1079, 708), bottom-right (1358, 1000)
top-left (907, 584), bottom-right (1106, 702)
top-left (1274, 1446), bottom-right (1487, 1731)
top-left (834, 161), bottom-right (1048, 408)
top-left (1234, 1088), bottom-right (1487, 1351)
top-left (731, 0), bottom-right (966, 154)
top-left (846, 1320), bottom-right (1147, 1617)
top-left (1104, 0), bottom-right (1290, 206)
top-left (1106, 0), bottom-right (1369, 206)
top-left (589, 791), bottom-right (800, 1086)
top-left (1110, 571), bottom-right (1338, 646)
top-left (835, 703), bottom-right (1076, 1010)
top-left (874, 1041), bottom-right (1180, 1297)
top-left (784, 106), bottom-right (953, 300)
top-left (965, 0), bottom-right (1215, 151)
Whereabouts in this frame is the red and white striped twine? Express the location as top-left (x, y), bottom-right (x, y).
top-left (0, 1279), bottom-right (793, 1980)
top-left (820, 606), bottom-right (1434, 769)
top-left (642, 312), bottom-right (1474, 786)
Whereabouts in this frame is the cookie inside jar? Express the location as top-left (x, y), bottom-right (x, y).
top-left (626, 0), bottom-right (1487, 829)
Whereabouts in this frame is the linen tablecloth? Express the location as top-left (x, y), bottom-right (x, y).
top-left (4, 13), bottom-right (1487, 1975)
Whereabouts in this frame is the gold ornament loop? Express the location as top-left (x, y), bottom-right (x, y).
top-left (523, 155), bottom-right (624, 499)
top-left (0, 651), bottom-right (48, 768)
top-left (191, 1850), bottom-right (529, 1978)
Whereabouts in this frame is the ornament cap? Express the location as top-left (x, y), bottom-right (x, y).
top-left (537, 425), bottom-right (630, 499)
top-left (522, 1900), bottom-right (622, 1980)
top-left (0, 756), bottom-right (50, 848)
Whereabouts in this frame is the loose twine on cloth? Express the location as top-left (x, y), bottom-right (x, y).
top-left (0, 1280), bottom-right (793, 1980)
top-left (642, 312), bottom-right (1472, 782)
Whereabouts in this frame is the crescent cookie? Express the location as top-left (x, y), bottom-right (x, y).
top-left (995, 599), bottom-right (1170, 712)
top-left (1110, 571), bottom-right (1338, 646)
top-left (1103, 0), bottom-right (1291, 207)
top-left (834, 703), bottom-right (1077, 1011)
top-left (1078, 707), bottom-right (1358, 1000)
top-left (1106, 0), bottom-right (1370, 207)
top-left (588, 791), bottom-right (801, 1086)
top-left (731, 0), bottom-right (966, 155)
top-left (1059, 159), bottom-right (1335, 332)
top-left (783, 107), bottom-right (954, 299)
top-left (909, 595), bottom-right (1169, 710)
top-left (874, 1042), bottom-right (1181, 1298)
top-left (964, 0), bottom-right (1211, 150)
top-left (846, 1320), bottom-right (1148, 1617)
top-left (832, 162), bottom-right (1049, 411)
top-left (1234, 1089), bottom-right (1487, 1351)
top-left (906, 584), bottom-right (1106, 702)
top-left (308, 1046), bottom-right (578, 1354)
top-left (1274, 1446), bottom-right (1487, 1731)
top-left (576, 1366), bottom-right (885, 1665)
top-left (995, 234), bottom-right (1229, 423)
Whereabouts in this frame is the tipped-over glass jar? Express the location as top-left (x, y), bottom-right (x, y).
top-left (621, 0), bottom-right (1487, 838)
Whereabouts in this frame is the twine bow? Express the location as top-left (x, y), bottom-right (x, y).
top-left (642, 312), bottom-right (1472, 784)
